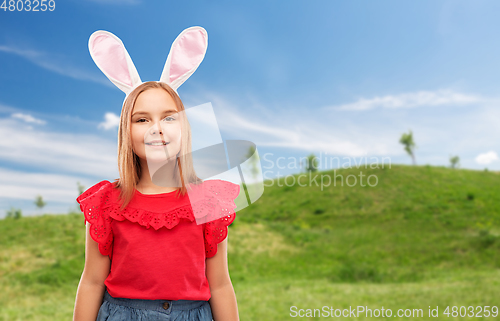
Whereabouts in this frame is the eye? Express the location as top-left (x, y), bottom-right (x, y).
top-left (162, 116), bottom-right (176, 122)
top-left (136, 118), bottom-right (147, 123)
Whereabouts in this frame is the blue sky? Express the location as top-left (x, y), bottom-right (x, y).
top-left (1, 0), bottom-right (500, 216)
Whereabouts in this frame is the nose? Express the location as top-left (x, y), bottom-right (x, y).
top-left (150, 122), bottom-right (163, 135)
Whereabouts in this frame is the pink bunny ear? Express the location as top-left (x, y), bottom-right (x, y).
top-left (88, 30), bottom-right (142, 95)
top-left (159, 26), bottom-right (208, 91)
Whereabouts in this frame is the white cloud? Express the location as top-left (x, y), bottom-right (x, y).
top-left (0, 44), bottom-right (112, 86)
top-left (0, 103), bottom-right (19, 113)
top-left (218, 110), bottom-right (371, 156)
top-left (475, 151), bottom-right (499, 165)
top-left (98, 112), bottom-right (120, 130)
top-left (0, 117), bottom-right (118, 178)
top-left (332, 90), bottom-right (483, 111)
top-left (0, 167), bottom-right (94, 201)
top-left (185, 90), bottom-right (391, 157)
top-left (11, 113), bottom-right (46, 125)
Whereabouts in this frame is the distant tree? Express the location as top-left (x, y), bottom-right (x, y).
top-left (77, 181), bottom-right (85, 196)
top-left (34, 195), bottom-right (46, 213)
top-left (305, 153), bottom-right (319, 172)
top-left (450, 155), bottom-right (460, 169)
top-left (399, 130), bottom-right (417, 165)
top-left (75, 182), bottom-right (87, 213)
top-left (6, 207), bottom-right (22, 219)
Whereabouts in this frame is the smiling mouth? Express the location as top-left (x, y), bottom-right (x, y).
top-left (145, 142), bottom-right (169, 146)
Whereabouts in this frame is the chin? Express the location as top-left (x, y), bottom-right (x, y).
top-left (145, 154), bottom-right (178, 163)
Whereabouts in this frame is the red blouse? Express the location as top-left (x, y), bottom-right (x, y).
top-left (76, 179), bottom-right (240, 301)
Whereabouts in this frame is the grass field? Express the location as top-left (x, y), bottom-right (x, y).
top-left (1, 164), bottom-right (499, 320)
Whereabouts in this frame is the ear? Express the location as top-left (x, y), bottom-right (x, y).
top-left (159, 26), bottom-right (208, 91)
top-left (88, 30), bottom-right (142, 95)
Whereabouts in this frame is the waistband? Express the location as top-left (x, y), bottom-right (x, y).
top-left (103, 289), bottom-right (208, 312)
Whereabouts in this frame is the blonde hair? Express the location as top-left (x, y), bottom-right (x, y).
top-left (113, 81), bottom-right (202, 210)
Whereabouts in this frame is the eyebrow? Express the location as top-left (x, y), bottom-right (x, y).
top-left (131, 109), bottom-right (178, 117)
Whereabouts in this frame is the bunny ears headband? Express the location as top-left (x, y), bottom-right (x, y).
top-left (88, 26), bottom-right (208, 99)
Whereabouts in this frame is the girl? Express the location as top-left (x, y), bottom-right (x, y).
top-left (73, 28), bottom-right (241, 321)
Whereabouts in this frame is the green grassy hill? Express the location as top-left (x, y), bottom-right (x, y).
top-left (1, 165), bottom-right (499, 320)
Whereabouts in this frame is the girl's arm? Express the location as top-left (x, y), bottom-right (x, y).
top-left (73, 222), bottom-right (111, 321)
top-left (206, 233), bottom-right (239, 321)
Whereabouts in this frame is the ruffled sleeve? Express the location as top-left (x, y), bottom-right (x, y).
top-left (76, 180), bottom-right (115, 257)
top-left (201, 180), bottom-right (241, 258)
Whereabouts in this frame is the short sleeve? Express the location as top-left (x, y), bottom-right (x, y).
top-left (202, 180), bottom-right (240, 258)
top-left (76, 180), bottom-right (114, 257)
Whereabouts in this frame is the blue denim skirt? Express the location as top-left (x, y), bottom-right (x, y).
top-left (97, 289), bottom-right (213, 321)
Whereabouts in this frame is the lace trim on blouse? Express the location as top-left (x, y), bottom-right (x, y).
top-left (76, 180), bottom-right (240, 258)
top-left (76, 181), bottom-right (114, 256)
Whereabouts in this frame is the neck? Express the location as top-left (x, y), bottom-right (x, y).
top-left (138, 157), bottom-right (180, 193)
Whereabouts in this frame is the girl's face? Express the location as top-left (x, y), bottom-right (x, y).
top-left (130, 88), bottom-right (182, 163)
